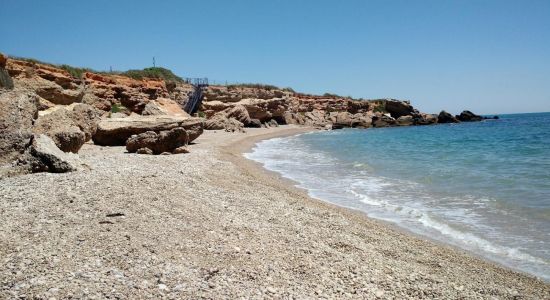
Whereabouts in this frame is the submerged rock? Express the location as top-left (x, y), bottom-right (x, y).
top-left (456, 110), bottom-right (483, 122)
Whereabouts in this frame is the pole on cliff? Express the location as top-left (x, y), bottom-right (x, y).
top-left (153, 57), bottom-right (156, 67)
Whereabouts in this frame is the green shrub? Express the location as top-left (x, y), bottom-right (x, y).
top-left (197, 111), bottom-right (206, 118)
top-left (110, 103), bottom-right (126, 113)
top-left (227, 83), bottom-right (280, 90)
top-left (122, 67), bottom-right (183, 82)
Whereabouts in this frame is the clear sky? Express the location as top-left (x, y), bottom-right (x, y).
top-left (1, 0), bottom-right (549, 114)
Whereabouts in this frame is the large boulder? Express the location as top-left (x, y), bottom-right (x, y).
top-left (372, 114), bottom-right (396, 127)
top-left (33, 104), bottom-right (100, 153)
top-left (0, 91), bottom-right (38, 167)
top-left (438, 110), bottom-right (460, 123)
top-left (413, 113), bottom-right (438, 125)
top-left (385, 100), bottom-right (415, 118)
top-left (225, 104), bottom-right (251, 126)
top-left (30, 134), bottom-right (80, 173)
top-left (142, 97), bottom-right (190, 117)
top-left (396, 115), bottom-right (414, 126)
top-left (126, 127), bottom-right (189, 154)
top-left (204, 115), bottom-right (245, 132)
top-left (93, 115), bottom-right (204, 146)
top-left (456, 110), bottom-right (483, 122)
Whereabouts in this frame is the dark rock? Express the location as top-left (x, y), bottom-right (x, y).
top-left (249, 118), bottom-right (262, 128)
top-left (438, 110), bottom-right (460, 123)
top-left (126, 127), bottom-right (189, 154)
top-left (0, 53), bottom-right (14, 90)
top-left (413, 113), bottom-right (438, 125)
top-left (372, 114), bottom-right (396, 127)
top-left (456, 110), bottom-right (483, 122)
top-left (385, 100), bottom-right (415, 118)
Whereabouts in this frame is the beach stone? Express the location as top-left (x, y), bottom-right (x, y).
top-left (173, 146), bottom-right (190, 154)
top-left (30, 134), bottom-right (79, 172)
top-left (136, 147), bottom-right (153, 155)
top-left (126, 127), bottom-right (189, 155)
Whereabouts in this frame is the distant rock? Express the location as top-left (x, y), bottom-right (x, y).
top-left (126, 128), bottom-right (189, 154)
top-left (30, 134), bottom-right (80, 173)
top-left (456, 110), bottom-right (483, 122)
top-left (396, 115), bottom-right (414, 126)
top-left (413, 113), bottom-right (438, 125)
top-left (372, 114), bottom-right (396, 127)
top-left (225, 104), bottom-right (251, 126)
top-left (205, 115), bottom-right (245, 132)
top-left (385, 100), bottom-right (415, 118)
top-left (438, 110), bottom-right (460, 123)
top-left (93, 116), bottom-right (203, 146)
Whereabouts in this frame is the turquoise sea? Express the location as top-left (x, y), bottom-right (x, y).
top-left (245, 112), bottom-right (550, 281)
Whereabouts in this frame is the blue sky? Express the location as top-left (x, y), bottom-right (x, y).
top-left (1, 0), bottom-right (549, 114)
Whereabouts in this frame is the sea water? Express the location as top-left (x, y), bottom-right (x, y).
top-left (245, 113), bottom-right (550, 281)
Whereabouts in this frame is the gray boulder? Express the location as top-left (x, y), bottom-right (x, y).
top-left (30, 134), bottom-right (79, 173)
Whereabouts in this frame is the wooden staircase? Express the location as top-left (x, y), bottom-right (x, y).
top-left (183, 78), bottom-right (208, 115)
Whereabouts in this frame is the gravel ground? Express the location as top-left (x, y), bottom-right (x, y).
top-left (1, 125), bottom-right (549, 299)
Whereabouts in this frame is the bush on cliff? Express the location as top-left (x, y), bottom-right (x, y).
top-left (122, 67), bottom-right (183, 82)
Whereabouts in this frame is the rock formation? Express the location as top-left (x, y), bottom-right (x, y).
top-left (126, 127), bottom-right (189, 154)
top-left (456, 110), bottom-right (483, 122)
top-left (93, 116), bottom-right (204, 146)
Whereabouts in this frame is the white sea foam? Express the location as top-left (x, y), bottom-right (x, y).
top-left (245, 132), bottom-right (550, 281)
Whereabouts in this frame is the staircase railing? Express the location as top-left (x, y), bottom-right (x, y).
top-left (183, 77), bottom-right (208, 115)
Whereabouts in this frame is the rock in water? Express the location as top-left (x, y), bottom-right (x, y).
top-left (456, 110), bottom-right (483, 122)
top-left (126, 127), bottom-right (189, 154)
top-left (30, 134), bottom-right (80, 173)
top-left (93, 116), bottom-right (204, 146)
top-left (396, 115), bottom-right (414, 126)
top-left (438, 110), bottom-right (460, 123)
top-left (385, 99), bottom-right (415, 118)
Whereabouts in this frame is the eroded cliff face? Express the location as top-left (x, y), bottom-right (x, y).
top-left (5, 59), bottom-right (195, 114)
top-left (200, 85), bottom-right (442, 129)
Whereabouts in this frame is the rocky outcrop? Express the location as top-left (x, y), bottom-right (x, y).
top-left (93, 116), bottom-right (204, 146)
top-left (5, 58), bottom-right (194, 114)
top-left (396, 115), bottom-right (414, 126)
top-left (0, 53), bottom-right (14, 89)
top-left (372, 114), bottom-right (396, 127)
top-left (126, 128), bottom-right (189, 154)
top-left (385, 100), bottom-right (416, 118)
top-left (413, 113), bottom-right (438, 125)
top-left (32, 104), bottom-right (101, 153)
top-left (438, 110), bottom-right (460, 123)
top-left (204, 115), bottom-right (245, 132)
top-left (0, 90), bottom-right (38, 168)
top-left (456, 110), bottom-right (483, 122)
top-left (30, 134), bottom-right (80, 173)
